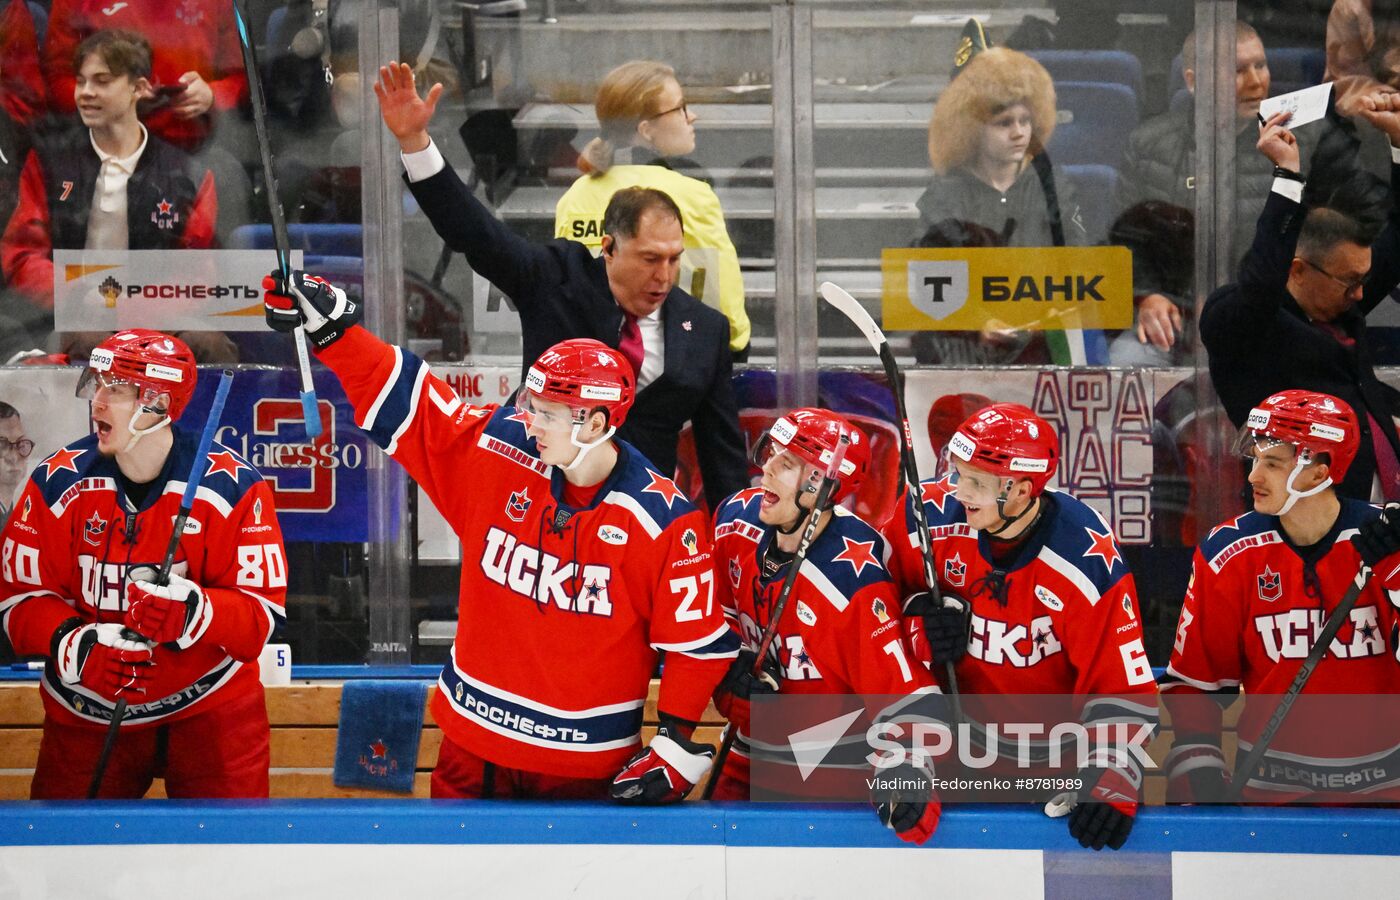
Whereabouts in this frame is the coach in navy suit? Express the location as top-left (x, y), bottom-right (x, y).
top-left (374, 62), bottom-right (747, 509)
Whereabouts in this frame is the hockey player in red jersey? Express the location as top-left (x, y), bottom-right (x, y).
top-left (883, 403), bottom-right (1159, 850)
top-left (263, 271), bottom-right (739, 802)
top-left (709, 408), bottom-right (943, 844)
top-left (1163, 390), bottom-right (1400, 803)
top-left (0, 330), bottom-right (285, 798)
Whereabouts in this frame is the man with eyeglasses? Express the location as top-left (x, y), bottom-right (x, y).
top-left (371, 61), bottom-right (747, 513)
top-left (1202, 95), bottom-right (1400, 503)
top-left (0, 401), bottom-right (33, 529)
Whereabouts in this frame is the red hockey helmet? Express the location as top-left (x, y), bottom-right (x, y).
top-left (948, 402), bottom-right (1059, 495)
top-left (755, 408), bottom-right (870, 503)
top-left (524, 338), bottom-right (635, 428)
top-left (1235, 390), bottom-right (1359, 481)
top-left (76, 329), bottom-right (198, 420)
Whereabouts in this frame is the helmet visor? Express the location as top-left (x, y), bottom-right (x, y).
top-left (1232, 425), bottom-right (1306, 467)
top-left (948, 460), bottom-right (1008, 509)
top-left (515, 389), bottom-right (587, 434)
top-left (75, 369), bottom-right (162, 409)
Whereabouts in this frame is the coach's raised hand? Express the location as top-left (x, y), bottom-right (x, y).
top-left (374, 61), bottom-right (444, 154)
top-left (262, 271), bottom-right (362, 349)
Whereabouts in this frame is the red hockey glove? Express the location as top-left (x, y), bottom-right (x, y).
top-left (52, 619), bottom-right (155, 703)
top-left (1164, 742), bottom-right (1229, 804)
top-left (1067, 767), bottom-right (1139, 851)
top-left (871, 762), bottom-right (942, 845)
top-left (712, 649), bottom-right (780, 736)
top-left (903, 592), bottom-right (970, 665)
top-left (125, 566), bottom-right (212, 649)
top-left (262, 270), bottom-right (361, 348)
top-left (610, 724), bottom-right (715, 804)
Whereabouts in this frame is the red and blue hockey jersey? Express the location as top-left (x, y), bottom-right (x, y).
top-left (1163, 499), bottom-right (1400, 801)
top-left (882, 479), bottom-right (1159, 776)
top-left (317, 327), bottom-right (739, 779)
top-left (0, 428), bottom-right (285, 728)
top-left (712, 488), bottom-right (939, 789)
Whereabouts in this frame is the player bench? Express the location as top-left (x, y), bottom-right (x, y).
top-left (0, 680), bottom-right (1199, 802)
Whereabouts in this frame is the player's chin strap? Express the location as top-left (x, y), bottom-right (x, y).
top-left (777, 478), bottom-right (830, 535)
top-left (986, 487), bottom-right (1040, 537)
top-left (122, 404), bottom-right (172, 453)
top-left (563, 420), bottom-right (618, 472)
top-left (1277, 452), bottom-right (1332, 517)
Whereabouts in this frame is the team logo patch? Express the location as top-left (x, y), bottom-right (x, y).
top-left (1035, 585), bottom-right (1064, 612)
top-left (176, 515), bottom-right (201, 535)
top-left (506, 489), bottom-right (531, 523)
top-left (150, 197), bottom-right (181, 231)
top-left (454, 682), bottom-right (464, 703)
top-left (833, 537), bottom-right (879, 577)
top-left (872, 598), bottom-right (890, 624)
top-left (641, 470), bottom-right (685, 507)
top-left (729, 558), bottom-right (742, 590)
top-left (253, 498), bottom-right (263, 525)
top-left (21, 496), bottom-right (32, 522)
top-left (681, 528), bottom-right (699, 556)
top-left (795, 600), bottom-right (817, 626)
top-left (1257, 565), bottom-right (1282, 603)
top-left (944, 552), bottom-right (967, 587)
top-left (98, 277), bottom-right (121, 307)
top-left (83, 511), bottom-right (107, 545)
top-left (1122, 594), bottom-right (1135, 620)
top-left (598, 525), bottom-right (627, 545)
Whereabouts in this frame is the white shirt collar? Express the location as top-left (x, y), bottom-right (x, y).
top-left (89, 124), bottom-right (148, 173)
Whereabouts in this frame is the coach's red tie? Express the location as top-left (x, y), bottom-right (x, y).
top-left (618, 313), bottom-right (644, 377)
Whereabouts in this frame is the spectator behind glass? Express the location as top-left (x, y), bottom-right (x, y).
top-left (919, 47), bottom-right (1089, 250)
top-left (555, 60), bottom-right (751, 359)
top-left (918, 43), bottom-right (1098, 366)
top-left (0, 401), bottom-right (30, 529)
top-left (1, 29), bottom-right (217, 331)
top-left (1200, 101), bottom-right (1400, 503)
top-left (41, 0), bottom-right (248, 153)
top-left (1112, 22), bottom-right (1287, 366)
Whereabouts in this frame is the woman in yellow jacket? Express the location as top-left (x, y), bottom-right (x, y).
top-left (555, 60), bottom-right (751, 358)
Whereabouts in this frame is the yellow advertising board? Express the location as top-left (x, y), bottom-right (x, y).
top-left (881, 246), bottom-right (1134, 331)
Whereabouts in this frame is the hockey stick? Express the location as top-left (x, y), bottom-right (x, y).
top-left (87, 371), bottom-right (236, 798)
top-left (818, 282), bottom-right (964, 724)
top-left (1225, 561), bottom-right (1374, 801)
top-left (231, 0), bottom-right (321, 441)
top-left (701, 428), bottom-right (852, 800)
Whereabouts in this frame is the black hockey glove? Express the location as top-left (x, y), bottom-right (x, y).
top-left (713, 649), bottom-right (780, 737)
top-left (1066, 767), bottom-right (1139, 851)
top-left (871, 762), bottom-right (942, 845)
top-left (262, 270), bottom-right (362, 348)
top-left (1353, 504), bottom-right (1400, 570)
top-left (903, 592), bottom-right (971, 665)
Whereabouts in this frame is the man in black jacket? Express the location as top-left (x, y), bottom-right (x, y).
top-left (373, 62), bottom-right (747, 509)
top-left (1201, 99), bottom-right (1400, 503)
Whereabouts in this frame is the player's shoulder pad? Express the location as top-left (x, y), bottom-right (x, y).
top-left (182, 433), bottom-right (265, 514)
top-left (912, 475), bottom-right (965, 528)
top-left (1197, 510), bottom-right (1278, 569)
top-left (1038, 491), bottom-right (1130, 591)
top-left (715, 488), bottom-right (763, 526)
top-left (483, 404), bottom-right (531, 445)
top-left (802, 507), bottom-right (895, 606)
top-left (597, 443), bottom-right (698, 540)
top-left (29, 434), bottom-right (104, 503)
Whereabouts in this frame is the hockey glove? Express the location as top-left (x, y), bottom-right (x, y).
top-left (1067, 766), bottom-right (1139, 851)
top-left (903, 592), bottom-right (970, 666)
top-left (713, 649), bottom-right (780, 736)
top-left (52, 618), bottom-right (155, 703)
top-left (610, 723), bottom-right (715, 804)
top-left (871, 762), bottom-right (942, 845)
top-left (125, 566), bottom-right (212, 650)
top-left (1353, 504), bottom-right (1400, 589)
top-left (262, 270), bottom-right (362, 348)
